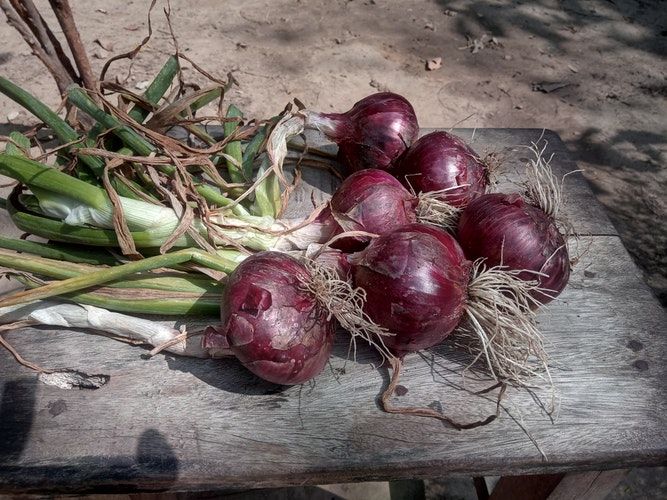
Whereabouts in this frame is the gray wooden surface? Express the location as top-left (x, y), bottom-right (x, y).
top-left (0, 129), bottom-right (665, 494)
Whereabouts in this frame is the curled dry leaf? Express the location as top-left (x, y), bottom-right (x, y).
top-left (38, 370), bottom-right (110, 390)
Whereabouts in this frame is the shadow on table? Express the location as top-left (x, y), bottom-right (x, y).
top-left (164, 354), bottom-right (289, 396)
top-left (569, 127), bottom-right (667, 305)
top-left (0, 377), bottom-right (36, 463)
top-left (161, 330), bottom-right (387, 397)
top-left (0, 376), bottom-right (179, 493)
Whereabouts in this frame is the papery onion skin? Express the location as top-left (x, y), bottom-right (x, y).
top-left (307, 92), bottom-right (419, 173)
top-left (330, 169), bottom-right (418, 239)
top-left (457, 193), bottom-right (570, 304)
top-left (351, 223), bottom-right (470, 355)
top-left (395, 131), bottom-right (488, 208)
top-left (218, 252), bottom-right (336, 384)
top-left (309, 245), bottom-right (353, 281)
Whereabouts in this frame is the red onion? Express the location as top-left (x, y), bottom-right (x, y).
top-left (457, 193), bottom-right (570, 304)
top-left (351, 223), bottom-right (470, 355)
top-left (350, 223), bottom-right (551, 427)
top-left (213, 252), bottom-right (336, 385)
top-left (305, 92), bottom-right (419, 172)
top-left (329, 169), bottom-right (417, 249)
top-left (395, 131), bottom-right (488, 207)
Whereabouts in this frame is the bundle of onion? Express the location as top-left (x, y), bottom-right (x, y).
top-left (0, 71), bottom-right (339, 258)
top-left (0, 245), bottom-right (385, 386)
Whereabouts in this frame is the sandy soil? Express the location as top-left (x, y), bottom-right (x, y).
top-left (0, 0), bottom-right (665, 302)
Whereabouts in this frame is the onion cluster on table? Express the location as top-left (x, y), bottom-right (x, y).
top-left (0, 68), bottom-right (570, 412)
top-left (214, 92), bottom-right (571, 385)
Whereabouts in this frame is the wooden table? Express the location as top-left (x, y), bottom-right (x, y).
top-left (0, 129), bottom-right (665, 496)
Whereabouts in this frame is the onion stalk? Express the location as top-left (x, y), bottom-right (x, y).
top-left (0, 247), bottom-right (243, 309)
top-left (0, 154), bottom-right (332, 251)
top-left (0, 301), bottom-right (213, 358)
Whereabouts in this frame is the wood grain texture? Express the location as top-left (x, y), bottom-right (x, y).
top-left (548, 469), bottom-right (630, 500)
top-left (0, 130), bottom-right (664, 494)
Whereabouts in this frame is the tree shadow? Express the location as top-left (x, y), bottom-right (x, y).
top-left (435, 0), bottom-right (667, 56)
top-left (569, 127), bottom-right (666, 304)
top-left (573, 127), bottom-right (665, 174)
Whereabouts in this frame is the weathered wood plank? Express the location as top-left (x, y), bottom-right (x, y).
top-left (489, 469), bottom-right (629, 500)
top-left (0, 235), bottom-right (664, 493)
top-left (0, 129), bottom-right (663, 493)
top-left (548, 469), bottom-right (630, 500)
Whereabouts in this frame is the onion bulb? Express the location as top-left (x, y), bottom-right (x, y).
top-left (458, 193), bottom-right (569, 304)
top-left (457, 144), bottom-right (572, 304)
top-left (350, 223), bottom-right (548, 388)
top-left (395, 131), bottom-right (489, 208)
top-left (305, 92), bottom-right (419, 172)
top-left (213, 252), bottom-right (336, 385)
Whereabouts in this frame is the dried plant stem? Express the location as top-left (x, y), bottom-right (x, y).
top-left (0, 0), bottom-right (74, 94)
top-left (381, 356), bottom-right (504, 429)
top-left (0, 319), bottom-right (48, 372)
top-left (100, 0), bottom-right (157, 83)
top-left (9, 0), bottom-right (78, 81)
top-left (48, 0), bottom-right (96, 92)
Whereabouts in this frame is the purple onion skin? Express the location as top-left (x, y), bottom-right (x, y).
top-left (330, 170), bottom-right (418, 250)
top-left (351, 223), bottom-right (470, 356)
top-left (316, 92), bottom-right (419, 173)
top-left (395, 131), bottom-right (488, 208)
top-left (458, 193), bottom-right (570, 304)
top-left (218, 252), bottom-right (336, 385)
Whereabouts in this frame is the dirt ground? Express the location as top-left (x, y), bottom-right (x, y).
top-left (0, 0), bottom-right (665, 303)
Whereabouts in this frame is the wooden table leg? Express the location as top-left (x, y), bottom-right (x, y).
top-left (489, 469), bottom-right (629, 500)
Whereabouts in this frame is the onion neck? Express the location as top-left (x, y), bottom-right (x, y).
top-left (303, 110), bottom-right (350, 141)
top-left (270, 216), bottom-right (338, 251)
top-left (416, 193), bottom-right (461, 231)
